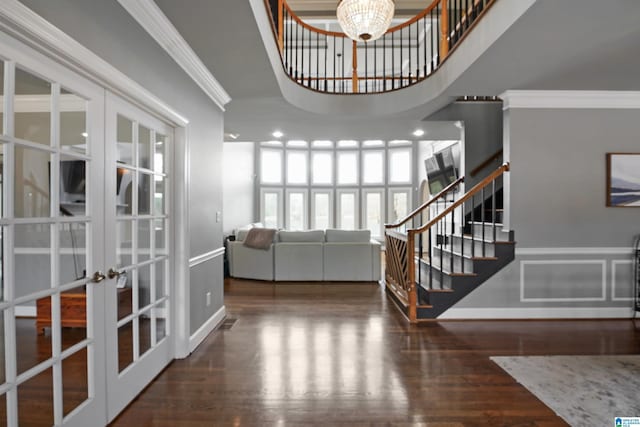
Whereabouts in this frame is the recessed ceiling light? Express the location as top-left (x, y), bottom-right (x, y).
top-left (81, 132), bottom-right (88, 138)
top-left (272, 130), bottom-right (284, 138)
top-left (413, 129), bottom-right (425, 137)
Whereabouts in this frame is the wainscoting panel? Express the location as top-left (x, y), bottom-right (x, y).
top-left (520, 260), bottom-right (606, 302)
top-left (611, 260), bottom-right (634, 301)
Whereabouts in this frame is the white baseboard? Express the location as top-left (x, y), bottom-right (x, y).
top-left (438, 307), bottom-right (634, 320)
top-left (15, 306), bottom-right (36, 317)
top-left (188, 305), bottom-right (226, 354)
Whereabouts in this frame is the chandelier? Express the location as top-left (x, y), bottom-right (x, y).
top-left (337, 0), bottom-right (395, 42)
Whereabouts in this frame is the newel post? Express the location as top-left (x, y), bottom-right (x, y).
top-left (440, 0), bottom-right (449, 58)
top-left (278, 0), bottom-right (284, 53)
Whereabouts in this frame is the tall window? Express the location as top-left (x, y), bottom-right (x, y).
top-left (312, 190), bottom-right (333, 229)
top-left (287, 151), bottom-right (307, 184)
top-left (286, 190), bottom-right (307, 230)
top-left (311, 152), bottom-right (333, 184)
top-left (337, 190), bottom-right (358, 229)
top-left (257, 140), bottom-right (415, 236)
top-left (261, 149), bottom-right (282, 184)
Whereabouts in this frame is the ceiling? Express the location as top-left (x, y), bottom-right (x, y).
top-left (153, 0), bottom-right (640, 143)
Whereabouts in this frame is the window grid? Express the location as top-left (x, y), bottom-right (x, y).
top-left (257, 141), bottom-right (414, 235)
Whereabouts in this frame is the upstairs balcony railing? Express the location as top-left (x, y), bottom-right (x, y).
top-left (266, 0), bottom-right (496, 94)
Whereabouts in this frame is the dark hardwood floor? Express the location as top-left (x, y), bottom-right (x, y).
top-left (112, 279), bottom-right (640, 426)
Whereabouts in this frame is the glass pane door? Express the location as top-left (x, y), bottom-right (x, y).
top-left (104, 93), bottom-right (172, 421)
top-left (0, 47), bottom-right (107, 427)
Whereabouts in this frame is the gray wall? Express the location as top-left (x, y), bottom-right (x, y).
top-left (452, 107), bottom-right (639, 315)
top-left (427, 101), bottom-right (504, 188)
top-left (21, 0), bottom-right (226, 333)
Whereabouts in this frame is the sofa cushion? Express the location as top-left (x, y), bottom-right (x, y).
top-left (325, 229), bottom-right (371, 243)
top-left (243, 228), bottom-right (277, 249)
top-left (278, 230), bottom-right (325, 242)
top-left (236, 229), bottom-right (251, 242)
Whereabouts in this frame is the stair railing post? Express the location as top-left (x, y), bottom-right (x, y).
top-left (352, 40), bottom-right (359, 93)
top-left (278, 0), bottom-right (284, 54)
top-left (408, 231), bottom-right (417, 322)
top-left (440, 0), bottom-right (449, 58)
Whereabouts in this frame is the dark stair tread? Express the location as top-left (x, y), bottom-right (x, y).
top-left (433, 247), bottom-right (498, 261)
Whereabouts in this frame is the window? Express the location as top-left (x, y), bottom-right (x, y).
top-left (311, 152), bottom-right (333, 184)
top-left (337, 190), bottom-right (358, 230)
top-left (363, 189), bottom-right (384, 238)
top-left (261, 189), bottom-right (282, 228)
top-left (261, 150), bottom-right (282, 184)
top-left (311, 190), bottom-right (333, 229)
top-left (312, 140), bottom-right (333, 148)
top-left (389, 188), bottom-right (411, 223)
top-left (287, 151), bottom-right (308, 184)
top-left (389, 148), bottom-right (411, 183)
top-left (362, 151), bottom-right (384, 184)
top-left (286, 190), bottom-right (307, 230)
top-left (256, 140), bottom-right (414, 237)
top-left (337, 152), bottom-right (358, 185)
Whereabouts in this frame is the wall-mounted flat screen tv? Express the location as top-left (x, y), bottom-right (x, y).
top-left (424, 145), bottom-right (458, 196)
top-left (60, 160), bottom-right (86, 197)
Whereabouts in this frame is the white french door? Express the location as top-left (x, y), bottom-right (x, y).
top-left (0, 30), bottom-right (175, 426)
top-left (0, 32), bottom-right (107, 427)
top-left (104, 93), bottom-right (172, 421)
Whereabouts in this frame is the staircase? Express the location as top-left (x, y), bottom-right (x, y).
top-left (385, 163), bottom-right (514, 322)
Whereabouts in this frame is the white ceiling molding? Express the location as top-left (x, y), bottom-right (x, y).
top-left (501, 90), bottom-right (640, 110)
top-left (0, 0), bottom-right (189, 127)
top-left (118, 0), bottom-right (231, 112)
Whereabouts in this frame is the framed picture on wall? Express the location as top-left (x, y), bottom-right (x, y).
top-left (606, 153), bottom-right (640, 207)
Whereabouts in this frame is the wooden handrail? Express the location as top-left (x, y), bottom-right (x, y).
top-left (470, 149), bottom-right (503, 177)
top-left (410, 162), bottom-right (509, 235)
top-left (385, 176), bottom-right (464, 229)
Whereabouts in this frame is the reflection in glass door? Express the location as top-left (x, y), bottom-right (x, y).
top-left (105, 94), bottom-right (172, 420)
top-left (0, 51), bottom-right (107, 427)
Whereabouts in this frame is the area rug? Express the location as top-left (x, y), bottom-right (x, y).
top-left (491, 355), bottom-right (640, 427)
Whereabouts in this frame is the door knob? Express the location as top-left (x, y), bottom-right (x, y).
top-left (91, 271), bottom-right (106, 283)
top-left (108, 268), bottom-right (124, 279)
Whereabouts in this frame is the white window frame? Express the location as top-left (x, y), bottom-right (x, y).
top-left (285, 188), bottom-right (308, 230)
top-left (260, 188), bottom-right (284, 229)
top-left (336, 188), bottom-right (359, 230)
top-left (310, 189), bottom-right (334, 229)
top-left (362, 188), bottom-right (385, 238)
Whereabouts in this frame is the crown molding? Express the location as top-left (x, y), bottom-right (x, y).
top-left (118, 0), bottom-right (231, 112)
top-left (0, 0), bottom-right (189, 127)
top-left (501, 90), bottom-right (640, 110)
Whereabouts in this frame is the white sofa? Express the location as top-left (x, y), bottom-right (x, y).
top-left (227, 227), bottom-right (275, 281)
top-left (228, 228), bottom-right (381, 282)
